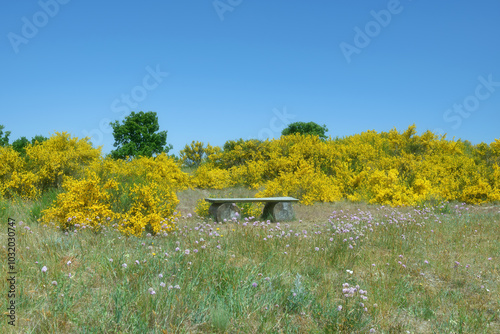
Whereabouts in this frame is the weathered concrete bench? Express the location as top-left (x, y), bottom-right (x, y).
top-left (205, 197), bottom-right (299, 222)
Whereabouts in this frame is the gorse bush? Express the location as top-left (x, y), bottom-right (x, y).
top-left (42, 153), bottom-right (190, 236)
top-left (0, 132), bottom-right (189, 237)
top-left (2, 126), bottom-right (499, 237)
top-left (0, 132), bottom-right (100, 199)
top-left (191, 125), bottom-right (500, 206)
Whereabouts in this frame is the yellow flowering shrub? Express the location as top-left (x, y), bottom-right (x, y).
top-left (0, 146), bottom-right (32, 198)
top-left (192, 126), bottom-right (499, 206)
top-left (180, 140), bottom-right (221, 167)
top-left (240, 202), bottom-right (263, 218)
top-left (257, 160), bottom-right (343, 205)
top-left (42, 153), bottom-right (187, 236)
top-left (193, 163), bottom-right (234, 189)
top-left (25, 132), bottom-right (101, 191)
top-left (42, 171), bottom-right (118, 231)
top-left (118, 182), bottom-right (179, 236)
top-left (194, 198), bottom-right (211, 217)
top-left (4, 171), bottom-right (40, 199)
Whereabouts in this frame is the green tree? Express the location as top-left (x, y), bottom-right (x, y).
top-left (281, 121), bottom-right (328, 140)
top-left (0, 125), bottom-right (11, 146)
top-left (109, 111), bottom-right (172, 159)
top-left (11, 136), bottom-right (29, 155)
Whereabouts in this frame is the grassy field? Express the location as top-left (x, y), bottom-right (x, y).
top-left (1, 189), bottom-right (499, 333)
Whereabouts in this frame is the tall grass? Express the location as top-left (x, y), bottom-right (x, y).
top-left (0, 196), bottom-right (498, 333)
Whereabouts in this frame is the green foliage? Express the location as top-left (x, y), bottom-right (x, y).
top-left (0, 125), bottom-right (11, 146)
top-left (109, 111), bottom-right (172, 159)
top-left (281, 121), bottom-right (328, 140)
top-left (12, 136), bottom-right (29, 155)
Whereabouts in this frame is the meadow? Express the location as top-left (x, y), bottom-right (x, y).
top-left (1, 128), bottom-right (499, 332)
top-left (1, 188), bottom-right (499, 333)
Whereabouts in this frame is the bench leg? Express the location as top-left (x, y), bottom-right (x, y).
top-left (262, 202), bottom-right (295, 222)
top-left (209, 203), bottom-right (241, 222)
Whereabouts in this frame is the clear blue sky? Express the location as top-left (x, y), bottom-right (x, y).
top-left (2, 0), bottom-right (499, 155)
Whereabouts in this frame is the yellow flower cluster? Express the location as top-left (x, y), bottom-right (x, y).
top-left (192, 126), bottom-right (500, 206)
top-left (42, 152), bottom-right (190, 236)
top-left (194, 198), bottom-right (211, 217)
top-left (0, 132), bottom-right (191, 236)
top-left (0, 132), bottom-right (100, 199)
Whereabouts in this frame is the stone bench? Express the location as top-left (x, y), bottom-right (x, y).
top-left (205, 197), bottom-right (299, 222)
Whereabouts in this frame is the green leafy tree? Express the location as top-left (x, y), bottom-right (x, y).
top-left (281, 121), bottom-right (328, 140)
top-left (12, 136), bottom-right (29, 155)
top-left (0, 125), bottom-right (11, 146)
top-left (109, 111), bottom-right (172, 159)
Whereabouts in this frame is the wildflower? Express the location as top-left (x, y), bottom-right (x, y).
top-left (41, 266), bottom-right (47, 273)
top-left (174, 285), bottom-right (180, 289)
top-left (122, 263), bottom-right (127, 268)
top-left (160, 282), bottom-right (166, 287)
top-left (135, 260), bottom-right (140, 265)
top-left (424, 260), bottom-right (429, 264)
top-left (252, 282), bottom-right (258, 287)
top-left (315, 247), bottom-right (319, 251)
top-left (67, 260), bottom-right (71, 266)
top-left (185, 249), bottom-right (190, 255)
top-left (51, 281), bottom-right (57, 286)
top-left (337, 305), bottom-right (342, 311)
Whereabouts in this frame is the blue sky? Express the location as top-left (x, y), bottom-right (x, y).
top-left (2, 0), bottom-right (499, 155)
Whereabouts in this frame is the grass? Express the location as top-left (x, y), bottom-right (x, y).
top-left (0, 189), bottom-right (499, 333)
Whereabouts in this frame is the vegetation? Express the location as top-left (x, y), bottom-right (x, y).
top-left (11, 135), bottom-right (48, 156)
top-left (0, 124), bottom-right (10, 146)
top-left (109, 111), bottom-right (173, 159)
top-left (190, 125), bottom-right (500, 206)
top-left (281, 121), bottom-right (328, 140)
top-left (179, 141), bottom-right (221, 167)
top-left (0, 195), bottom-right (498, 333)
top-left (0, 123), bottom-right (498, 331)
